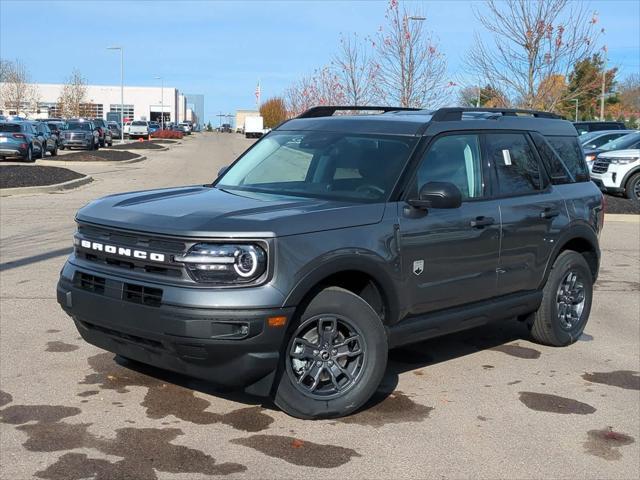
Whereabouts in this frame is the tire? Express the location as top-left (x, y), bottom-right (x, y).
top-left (100, 139), bottom-right (105, 147)
top-left (624, 172), bottom-right (640, 202)
top-left (529, 251), bottom-right (593, 346)
top-left (51, 143), bottom-right (58, 157)
top-left (36, 143), bottom-right (44, 159)
top-left (59, 145), bottom-right (65, 150)
top-left (274, 287), bottom-right (388, 419)
top-left (23, 145), bottom-right (34, 162)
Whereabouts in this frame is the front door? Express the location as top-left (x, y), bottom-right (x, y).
top-left (398, 133), bottom-right (500, 316)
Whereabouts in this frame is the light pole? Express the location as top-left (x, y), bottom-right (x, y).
top-left (154, 76), bottom-right (164, 129)
top-left (573, 99), bottom-right (579, 122)
top-left (107, 46), bottom-right (124, 143)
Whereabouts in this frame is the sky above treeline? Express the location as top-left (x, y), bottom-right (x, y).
top-left (1, 0), bottom-right (638, 122)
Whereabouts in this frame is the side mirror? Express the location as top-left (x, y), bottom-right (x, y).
top-left (217, 166), bottom-right (228, 177)
top-left (408, 181), bottom-right (462, 210)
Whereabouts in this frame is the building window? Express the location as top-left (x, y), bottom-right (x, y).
top-left (79, 103), bottom-right (104, 118)
top-left (38, 102), bottom-right (63, 118)
top-left (110, 104), bottom-right (134, 121)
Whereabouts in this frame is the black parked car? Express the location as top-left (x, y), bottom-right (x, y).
top-left (574, 121), bottom-right (626, 135)
top-left (58, 106), bottom-right (603, 419)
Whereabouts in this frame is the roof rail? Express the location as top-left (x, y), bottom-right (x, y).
top-left (297, 106), bottom-right (421, 118)
top-left (431, 107), bottom-right (561, 121)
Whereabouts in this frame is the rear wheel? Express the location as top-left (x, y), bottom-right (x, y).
top-left (23, 145), bottom-right (34, 162)
top-left (51, 143), bottom-right (58, 157)
top-left (529, 251), bottom-right (593, 346)
top-left (274, 287), bottom-right (387, 419)
top-left (624, 172), bottom-right (640, 202)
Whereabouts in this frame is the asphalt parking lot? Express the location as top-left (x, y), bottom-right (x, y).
top-left (0, 133), bottom-right (638, 479)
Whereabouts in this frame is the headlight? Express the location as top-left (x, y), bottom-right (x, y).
top-left (176, 243), bottom-right (267, 284)
top-left (585, 154), bottom-right (596, 163)
top-left (609, 157), bottom-right (639, 165)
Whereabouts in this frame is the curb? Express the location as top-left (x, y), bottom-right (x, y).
top-left (39, 154), bottom-right (147, 166)
top-left (605, 214), bottom-right (640, 223)
top-left (0, 174), bottom-right (93, 197)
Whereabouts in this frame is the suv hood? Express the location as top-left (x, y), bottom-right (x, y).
top-left (598, 149), bottom-right (640, 159)
top-left (76, 186), bottom-right (386, 237)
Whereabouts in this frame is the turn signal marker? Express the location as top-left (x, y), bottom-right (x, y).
top-left (267, 316), bottom-right (287, 328)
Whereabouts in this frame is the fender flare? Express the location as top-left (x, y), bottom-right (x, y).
top-left (540, 223), bottom-right (600, 287)
top-left (282, 250), bottom-right (402, 325)
top-left (620, 166), bottom-right (640, 190)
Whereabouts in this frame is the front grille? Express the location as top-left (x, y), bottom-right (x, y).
top-left (123, 283), bottom-right (163, 307)
top-left (592, 159), bottom-right (610, 173)
top-left (76, 224), bottom-right (189, 281)
top-left (74, 272), bottom-right (163, 307)
top-left (75, 272), bottom-right (105, 294)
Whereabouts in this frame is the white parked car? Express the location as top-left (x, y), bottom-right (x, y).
top-left (128, 121), bottom-right (149, 139)
top-left (590, 148), bottom-right (640, 201)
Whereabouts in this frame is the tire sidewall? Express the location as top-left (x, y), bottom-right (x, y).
top-left (275, 287), bottom-right (388, 419)
top-left (625, 173), bottom-right (640, 201)
top-left (543, 252), bottom-right (593, 345)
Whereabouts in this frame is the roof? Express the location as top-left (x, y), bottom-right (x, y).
top-left (276, 106), bottom-right (578, 137)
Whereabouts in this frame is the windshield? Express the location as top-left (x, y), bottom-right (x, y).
top-left (217, 130), bottom-right (416, 202)
top-left (0, 123), bottom-right (21, 132)
top-left (579, 131), bottom-right (602, 143)
top-left (600, 132), bottom-right (640, 151)
top-left (132, 121), bottom-right (147, 126)
top-left (66, 122), bottom-right (91, 131)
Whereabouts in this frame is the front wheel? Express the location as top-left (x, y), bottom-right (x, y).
top-left (529, 251), bottom-right (593, 346)
top-left (624, 173), bottom-right (640, 202)
top-left (274, 287), bottom-right (387, 419)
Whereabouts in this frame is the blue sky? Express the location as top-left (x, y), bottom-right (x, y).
top-left (1, 0), bottom-right (638, 123)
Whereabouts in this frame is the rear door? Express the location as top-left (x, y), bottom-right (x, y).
top-left (398, 133), bottom-right (501, 315)
top-left (485, 132), bottom-right (568, 296)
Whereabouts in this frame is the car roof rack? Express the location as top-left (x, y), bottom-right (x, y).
top-left (297, 106), bottom-right (422, 118)
top-left (431, 107), bottom-right (561, 121)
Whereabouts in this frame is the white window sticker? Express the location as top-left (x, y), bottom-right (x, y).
top-left (502, 149), bottom-right (512, 166)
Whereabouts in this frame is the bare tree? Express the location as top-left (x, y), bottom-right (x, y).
top-left (618, 74), bottom-right (640, 114)
top-left (332, 33), bottom-right (378, 105)
top-left (58, 69), bottom-right (88, 118)
top-left (0, 59), bottom-right (39, 115)
top-left (285, 67), bottom-right (346, 116)
top-left (372, 0), bottom-right (447, 108)
top-left (466, 0), bottom-right (601, 110)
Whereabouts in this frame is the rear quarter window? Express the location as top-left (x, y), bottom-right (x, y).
top-left (545, 136), bottom-right (589, 183)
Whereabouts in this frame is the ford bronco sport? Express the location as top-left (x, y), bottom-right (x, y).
top-left (57, 106), bottom-right (603, 419)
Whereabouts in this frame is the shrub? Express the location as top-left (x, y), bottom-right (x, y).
top-left (150, 130), bottom-right (183, 139)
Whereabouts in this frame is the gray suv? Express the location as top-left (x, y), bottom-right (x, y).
top-left (57, 106), bottom-right (603, 419)
top-left (0, 121), bottom-right (42, 161)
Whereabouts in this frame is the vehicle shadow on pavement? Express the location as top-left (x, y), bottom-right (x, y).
top-left (109, 319), bottom-right (534, 417)
top-left (356, 319), bottom-right (535, 413)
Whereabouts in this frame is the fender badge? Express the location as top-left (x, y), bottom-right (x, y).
top-left (413, 260), bottom-right (424, 276)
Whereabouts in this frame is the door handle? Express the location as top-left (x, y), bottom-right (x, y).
top-left (540, 208), bottom-right (560, 219)
top-left (470, 216), bottom-right (495, 228)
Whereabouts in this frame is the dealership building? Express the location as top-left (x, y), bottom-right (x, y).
top-left (0, 83), bottom-right (203, 127)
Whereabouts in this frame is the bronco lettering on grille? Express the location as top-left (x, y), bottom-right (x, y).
top-left (78, 239), bottom-right (166, 262)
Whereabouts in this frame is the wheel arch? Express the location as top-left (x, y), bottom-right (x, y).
top-left (282, 253), bottom-right (401, 326)
top-left (621, 166), bottom-right (640, 189)
top-left (541, 224), bottom-right (600, 288)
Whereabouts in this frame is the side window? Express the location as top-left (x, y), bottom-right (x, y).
top-left (486, 133), bottom-right (542, 195)
top-left (545, 136), bottom-right (589, 182)
top-left (415, 134), bottom-right (484, 200)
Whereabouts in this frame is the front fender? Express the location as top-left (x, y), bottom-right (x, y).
top-left (282, 248), bottom-right (402, 325)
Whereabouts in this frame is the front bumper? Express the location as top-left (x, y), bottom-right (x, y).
top-left (62, 138), bottom-right (92, 148)
top-left (590, 171), bottom-right (624, 193)
top-left (57, 264), bottom-right (294, 396)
